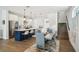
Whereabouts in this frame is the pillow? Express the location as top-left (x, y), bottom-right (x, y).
top-left (47, 28), bottom-right (52, 33)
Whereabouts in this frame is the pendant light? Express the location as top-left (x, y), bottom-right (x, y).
top-left (23, 6), bottom-right (30, 20)
top-left (23, 9), bottom-right (26, 20)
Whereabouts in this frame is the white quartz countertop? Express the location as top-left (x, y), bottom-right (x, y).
top-left (15, 28), bottom-right (36, 31)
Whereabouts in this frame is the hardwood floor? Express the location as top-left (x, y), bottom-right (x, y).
top-left (0, 23), bottom-right (75, 52)
top-left (0, 37), bottom-right (36, 52)
top-left (58, 23), bottom-right (75, 52)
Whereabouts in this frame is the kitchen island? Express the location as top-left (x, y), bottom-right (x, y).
top-left (14, 28), bottom-right (36, 41)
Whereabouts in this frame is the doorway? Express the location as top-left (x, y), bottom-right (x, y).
top-left (8, 20), bottom-right (15, 39)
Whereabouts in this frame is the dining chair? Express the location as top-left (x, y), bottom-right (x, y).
top-left (35, 30), bottom-right (45, 49)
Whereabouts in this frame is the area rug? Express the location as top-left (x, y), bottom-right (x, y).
top-left (24, 39), bottom-right (59, 52)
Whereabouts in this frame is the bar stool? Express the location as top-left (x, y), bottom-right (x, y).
top-left (22, 31), bottom-right (29, 39)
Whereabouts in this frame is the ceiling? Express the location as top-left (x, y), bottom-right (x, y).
top-left (0, 6), bottom-right (70, 17)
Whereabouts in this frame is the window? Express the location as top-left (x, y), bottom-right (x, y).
top-left (72, 7), bottom-right (79, 18)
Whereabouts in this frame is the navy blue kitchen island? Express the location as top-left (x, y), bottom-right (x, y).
top-left (14, 28), bottom-right (35, 41)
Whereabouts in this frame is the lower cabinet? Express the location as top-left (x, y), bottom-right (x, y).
top-left (14, 30), bottom-right (35, 41)
top-left (14, 31), bottom-right (25, 41)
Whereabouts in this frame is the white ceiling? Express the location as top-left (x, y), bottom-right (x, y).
top-left (0, 6), bottom-right (70, 17)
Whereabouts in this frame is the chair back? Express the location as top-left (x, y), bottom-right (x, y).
top-left (35, 31), bottom-right (45, 48)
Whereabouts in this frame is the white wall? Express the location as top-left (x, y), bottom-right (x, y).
top-left (66, 7), bottom-right (79, 51)
top-left (33, 18), bottom-right (44, 28)
top-left (47, 13), bottom-right (57, 29)
top-left (8, 13), bottom-right (24, 28)
top-left (0, 8), bottom-right (9, 39)
top-left (32, 13), bottom-right (57, 30)
top-left (66, 7), bottom-right (74, 40)
top-left (66, 7), bottom-right (74, 29)
top-left (58, 11), bottom-right (67, 23)
top-left (0, 8), bottom-right (3, 38)
top-left (9, 13), bottom-right (18, 21)
top-left (8, 12), bottom-right (57, 31)
top-left (1, 9), bottom-right (24, 40)
top-left (2, 9), bottom-right (9, 39)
